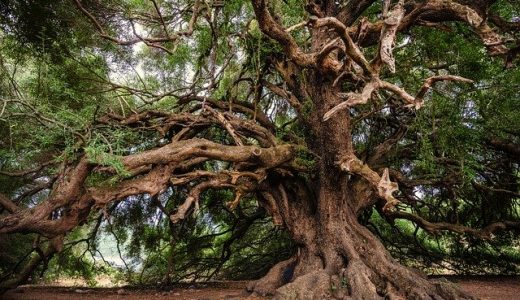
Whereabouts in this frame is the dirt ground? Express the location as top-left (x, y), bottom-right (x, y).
top-left (448, 276), bottom-right (520, 300)
top-left (2, 277), bottom-right (519, 300)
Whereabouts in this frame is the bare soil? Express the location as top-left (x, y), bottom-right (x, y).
top-left (446, 276), bottom-right (520, 300)
top-left (2, 277), bottom-right (519, 300)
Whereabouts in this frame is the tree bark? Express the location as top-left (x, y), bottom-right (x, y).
top-left (248, 76), bottom-right (474, 299)
top-left (250, 176), bottom-right (474, 299)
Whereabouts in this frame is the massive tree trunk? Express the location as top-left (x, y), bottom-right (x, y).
top-left (250, 174), bottom-right (474, 299)
top-left (251, 186), bottom-right (471, 299)
top-left (251, 179), bottom-right (474, 299)
top-left (248, 76), bottom-right (473, 299)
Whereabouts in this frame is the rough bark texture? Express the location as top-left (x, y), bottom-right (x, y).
top-left (1, 0), bottom-right (519, 298)
top-left (250, 177), bottom-right (475, 299)
top-left (246, 76), bottom-right (476, 299)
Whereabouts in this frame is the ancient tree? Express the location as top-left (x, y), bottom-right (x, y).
top-left (1, 0), bottom-right (520, 298)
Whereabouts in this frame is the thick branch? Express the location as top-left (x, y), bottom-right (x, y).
top-left (251, 0), bottom-right (315, 67)
top-left (309, 16), bottom-right (374, 75)
top-left (122, 138), bottom-right (293, 171)
top-left (0, 193), bottom-right (19, 213)
top-left (0, 138), bottom-right (294, 235)
top-left (372, 0), bottom-right (405, 73)
top-left (339, 154), bottom-right (400, 211)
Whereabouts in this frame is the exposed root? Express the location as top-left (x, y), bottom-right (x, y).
top-left (344, 260), bottom-right (382, 300)
top-left (432, 278), bottom-right (478, 300)
top-left (247, 256), bottom-right (297, 296)
top-left (248, 248), bottom-right (476, 300)
top-left (274, 270), bottom-right (333, 300)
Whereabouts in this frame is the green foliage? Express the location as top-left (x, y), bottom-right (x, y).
top-left (0, 233), bottom-right (35, 277)
top-left (85, 141), bottom-right (130, 178)
top-left (0, 0), bottom-right (519, 288)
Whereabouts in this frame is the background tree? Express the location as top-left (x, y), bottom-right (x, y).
top-left (0, 0), bottom-right (519, 299)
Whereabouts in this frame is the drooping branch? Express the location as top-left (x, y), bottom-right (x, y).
top-left (0, 242), bottom-right (57, 292)
top-left (388, 210), bottom-right (520, 240)
top-left (0, 157), bottom-right (91, 233)
top-left (0, 124), bottom-right (295, 235)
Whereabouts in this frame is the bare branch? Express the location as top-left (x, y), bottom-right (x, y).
top-left (323, 79), bottom-right (379, 121)
top-left (380, 75), bottom-right (473, 109)
top-left (309, 16), bottom-right (374, 75)
top-left (339, 154), bottom-right (400, 211)
top-left (373, 0), bottom-right (405, 73)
